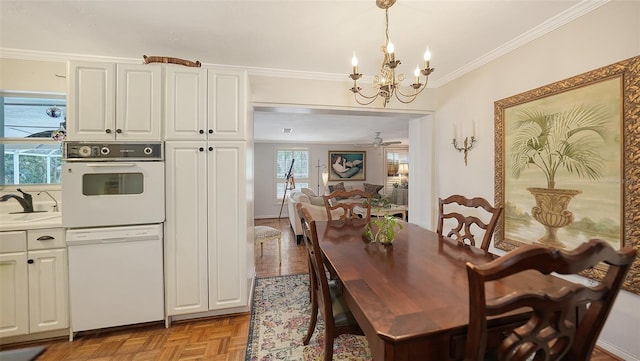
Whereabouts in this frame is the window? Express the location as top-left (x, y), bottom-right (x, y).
top-left (275, 148), bottom-right (309, 200)
top-left (384, 147), bottom-right (409, 195)
top-left (0, 92), bottom-right (66, 185)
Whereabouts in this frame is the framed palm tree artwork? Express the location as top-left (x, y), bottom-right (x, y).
top-left (494, 55), bottom-right (640, 294)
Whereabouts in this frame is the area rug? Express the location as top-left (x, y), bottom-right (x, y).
top-left (245, 273), bottom-right (371, 361)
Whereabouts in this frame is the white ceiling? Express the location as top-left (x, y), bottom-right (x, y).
top-left (0, 0), bottom-right (601, 145)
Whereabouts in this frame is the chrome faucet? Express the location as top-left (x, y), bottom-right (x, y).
top-left (0, 188), bottom-right (34, 213)
top-left (37, 191), bottom-right (59, 212)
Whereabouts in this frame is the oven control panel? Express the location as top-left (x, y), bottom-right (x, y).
top-left (64, 142), bottom-right (163, 161)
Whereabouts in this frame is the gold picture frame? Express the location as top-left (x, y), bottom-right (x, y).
top-left (494, 56), bottom-right (640, 294)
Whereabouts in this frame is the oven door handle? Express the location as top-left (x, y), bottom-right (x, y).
top-left (85, 163), bottom-right (137, 168)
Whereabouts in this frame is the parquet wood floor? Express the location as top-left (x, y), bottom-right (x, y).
top-left (0, 218), bottom-right (622, 360)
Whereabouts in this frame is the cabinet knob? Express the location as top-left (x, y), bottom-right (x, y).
top-left (208, 146), bottom-right (213, 151)
top-left (27, 259), bottom-right (34, 264)
top-left (208, 129), bottom-right (213, 134)
top-left (37, 235), bottom-right (55, 241)
top-left (105, 129), bottom-right (112, 134)
top-left (116, 128), bottom-right (122, 134)
top-left (199, 147), bottom-right (204, 152)
top-left (199, 130), bottom-right (204, 134)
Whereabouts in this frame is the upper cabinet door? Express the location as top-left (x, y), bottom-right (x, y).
top-left (67, 61), bottom-right (116, 141)
top-left (207, 69), bottom-right (246, 140)
top-left (164, 66), bottom-right (207, 140)
top-left (116, 64), bottom-right (162, 140)
top-left (68, 61), bottom-right (162, 141)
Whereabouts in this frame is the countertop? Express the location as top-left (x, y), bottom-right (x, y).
top-left (0, 212), bottom-right (63, 232)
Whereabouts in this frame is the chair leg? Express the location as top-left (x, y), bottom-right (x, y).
top-left (303, 273), bottom-right (318, 345)
top-left (323, 329), bottom-right (334, 361)
top-left (277, 236), bottom-right (282, 265)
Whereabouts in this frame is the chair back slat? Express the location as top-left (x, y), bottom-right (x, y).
top-left (464, 239), bottom-right (636, 361)
top-left (298, 204), bottom-right (334, 323)
top-left (323, 189), bottom-right (372, 222)
top-left (437, 194), bottom-right (502, 251)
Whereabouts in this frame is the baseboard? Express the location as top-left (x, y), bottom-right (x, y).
top-left (597, 339), bottom-right (639, 361)
top-left (169, 306), bottom-right (251, 324)
top-left (0, 328), bottom-right (69, 346)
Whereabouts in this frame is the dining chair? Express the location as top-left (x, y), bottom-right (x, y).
top-left (298, 205), bottom-right (363, 361)
top-left (437, 194), bottom-right (502, 251)
top-left (464, 239), bottom-right (636, 361)
top-left (323, 189), bottom-right (372, 222)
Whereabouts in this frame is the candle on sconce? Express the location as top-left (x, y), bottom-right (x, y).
top-left (414, 65), bottom-right (420, 84)
top-left (351, 52), bottom-right (358, 74)
top-left (472, 120), bottom-right (477, 137)
top-left (453, 123), bottom-right (457, 140)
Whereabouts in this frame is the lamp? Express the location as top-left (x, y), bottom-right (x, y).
top-left (322, 169), bottom-right (329, 188)
top-left (349, 0), bottom-right (435, 107)
top-left (398, 163), bottom-right (408, 186)
top-left (316, 160), bottom-right (329, 194)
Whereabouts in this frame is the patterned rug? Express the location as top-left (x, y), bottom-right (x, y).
top-left (245, 273), bottom-right (371, 361)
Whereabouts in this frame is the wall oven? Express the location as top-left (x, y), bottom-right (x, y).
top-left (62, 141), bottom-right (165, 228)
top-left (62, 141), bottom-right (165, 336)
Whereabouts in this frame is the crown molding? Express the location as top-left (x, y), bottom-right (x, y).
top-left (0, 0), bottom-right (608, 89)
top-left (431, 0), bottom-right (609, 88)
top-left (0, 48), bottom-right (141, 64)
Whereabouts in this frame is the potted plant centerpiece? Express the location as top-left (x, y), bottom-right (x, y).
top-left (510, 104), bottom-right (609, 248)
top-left (363, 214), bottom-right (403, 245)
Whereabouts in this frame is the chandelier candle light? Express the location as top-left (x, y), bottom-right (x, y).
top-left (349, 0), bottom-right (434, 107)
top-left (452, 121), bottom-right (478, 166)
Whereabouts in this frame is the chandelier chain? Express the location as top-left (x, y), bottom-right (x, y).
top-left (385, 9), bottom-right (390, 46)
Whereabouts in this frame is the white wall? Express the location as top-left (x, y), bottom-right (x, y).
top-left (434, 2), bottom-right (640, 359)
top-left (254, 143), bottom-right (386, 219)
top-left (0, 58), bottom-right (66, 93)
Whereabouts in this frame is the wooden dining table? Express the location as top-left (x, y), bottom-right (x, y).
top-left (315, 219), bottom-right (574, 361)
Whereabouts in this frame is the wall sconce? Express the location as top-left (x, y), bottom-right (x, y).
top-left (452, 122), bottom-right (478, 166)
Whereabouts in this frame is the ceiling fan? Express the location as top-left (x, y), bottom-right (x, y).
top-left (356, 132), bottom-right (402, 147)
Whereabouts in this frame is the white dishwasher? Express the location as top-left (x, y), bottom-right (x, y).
top-left (66, 224), bottom-right (164, 336)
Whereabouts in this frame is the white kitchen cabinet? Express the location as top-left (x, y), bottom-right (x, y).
top-left (28, 247), bottom-right (67, 333)
top-left (0, 229), bottom-right (68, 338)
top-left (164, 66), bottom-right (207, 140)
top-left (164, 141), bottom-right (248, 316)
top-left (0, 231), bottom-right (28, 337)
top-left (207, 69), bottom-right (247, 140)
top-left (68, 61), bottom-right (162, 141)
top-left (164, 67), bottom-right (247, 141)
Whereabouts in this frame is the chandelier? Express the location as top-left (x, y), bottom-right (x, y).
top-left (349, 0), bottom-right (434, 107)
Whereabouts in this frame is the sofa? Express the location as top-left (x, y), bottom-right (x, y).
top-left (286, 188), bottom-right (336, 244)
top-left (286, 183), bottom-right (384, 243)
